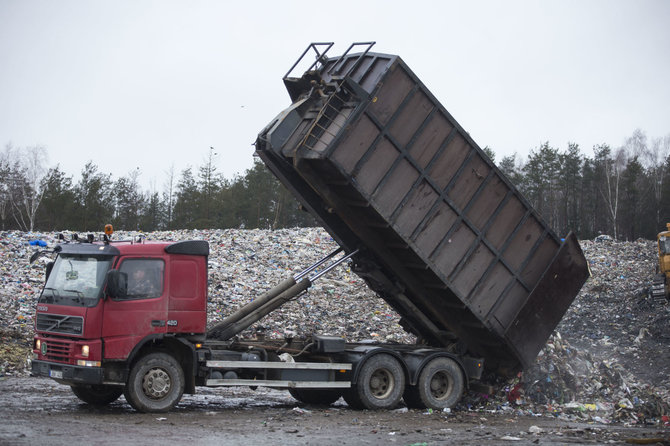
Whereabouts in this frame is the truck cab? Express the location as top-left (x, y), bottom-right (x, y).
top-left (31, 237), bottom-right (209, 408)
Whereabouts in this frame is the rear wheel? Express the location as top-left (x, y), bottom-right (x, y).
top-left (416, 357), bottom-right (464, 409)
top-left (288, 388), bottom-right (342, 405)
top-left (349, 354), bottom-right (404, 410)
top-left (124, 352), bottom-right (184, 413)
top-left (71, 384), bottom-right (123, 405)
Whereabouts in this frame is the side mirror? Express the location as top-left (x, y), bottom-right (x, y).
top-left (30, 250), bottom-right (41, 264)
top-left (105, 270), bottom-right (128, 299)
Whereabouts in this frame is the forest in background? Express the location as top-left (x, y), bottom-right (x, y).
top-left (1, 128), bottom-right (669, 240)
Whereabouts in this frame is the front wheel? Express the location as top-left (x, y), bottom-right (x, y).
top-left (350, 354), bottom-right (404, 410)
top-left (124, 352), bottom-right (185, 413)
top-left (71, 384), bottom-right (123, 405)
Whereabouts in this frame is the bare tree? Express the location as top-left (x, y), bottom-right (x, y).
top-left (604, 148), bottom-right (627, 240)
top-left (625, 128), bottom-right (648, 159)
top-left (0, 144), bottom-right (13, 228)
top-left (1, 144), bottom-right (51, 231)
top-left (643, 134), bottom-right (670, 229)
top-left (22, 145), bottom-right (51, 231)
top-left (163, 164), bottom-right (176, 228)
top-left (595, 144), bottom-right (626, 239)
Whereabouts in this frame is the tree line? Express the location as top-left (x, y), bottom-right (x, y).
top-left (497, 129), bottom-right (670, 240)
top-left (0, 145), bottom-right (315, 233)
top-left (1, 128), bottom-right (669, 240)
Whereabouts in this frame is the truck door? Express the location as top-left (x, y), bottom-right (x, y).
top-left (167, 255), bottom-right (207, 334)
top-left (101, 258), bottom-right (168, 360)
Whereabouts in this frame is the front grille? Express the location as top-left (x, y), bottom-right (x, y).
top-left (43, 339), bottom-right (73, 363)
top-left (35, 313), bottom-right (83, 336)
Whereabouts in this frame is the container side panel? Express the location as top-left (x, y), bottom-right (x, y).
top-left (447, 155), bottom-right (492, 210)
top-left (504, 216), bottom-right (543, 271)
top-left (368, 65), bottom-right (415, 125)
top-left (452, 242), bottom-right (495, 298)
top-left (471, 263), bottom-right (514, 322)
top-left (355, 137), bottom-right (399, 195)
top-left (429, 134), bottom-right (471, 190)
top-left (486, 197), bottom-right (526, 250)
top-left (493, 282), bottom-right (528, 330)
top-left (415, 202), bottom-right (458, 257)
top-left (466, 174), bottom-right (508, 228)
top-left (372, 159), bottom-right (419, 217)
top-left (409, 111), bottom-right (454, 169)
top-left (433, 223), bottom-right (476, 276)
top-left (332, 114), bottom-right (379, 173)
top-left (394, 180), bottom-right (439, 235)
top-left (520, 236), bottom-right (560, 288)
top-left (389, 91), bottom-right (434, 148)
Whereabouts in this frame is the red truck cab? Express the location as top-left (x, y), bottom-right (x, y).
top-left (31, 237), bottom-right (209, 407)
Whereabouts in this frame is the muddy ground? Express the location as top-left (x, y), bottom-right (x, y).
top-left (0, 377), bottom-right (668, 446)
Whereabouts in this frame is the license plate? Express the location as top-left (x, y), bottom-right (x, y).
top-left (50, 369), bottom-right (63, 379)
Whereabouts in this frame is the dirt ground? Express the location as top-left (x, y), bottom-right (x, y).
top-left (0, 377), bottom-right (668, 446)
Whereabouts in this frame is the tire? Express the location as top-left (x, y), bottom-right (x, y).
top-left (124, 352), bottom-right (185, 413)
top-left (351, 354), bottom-right (405, 410)
top-left (402, 385), bottom-right (425, 409)
top-left (417, 357), bottom-right (464, 409)
top-left (71, 384), bottom-right (123, 406)
top-left (288, 388), bottom-right (342, 405)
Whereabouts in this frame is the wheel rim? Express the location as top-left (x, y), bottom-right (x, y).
top-left (429, 371), bottom-right (453, 400)
top-left (369, 368), bottom-right (394, 399)
top-left (142, 367), bottom-right (171, 399)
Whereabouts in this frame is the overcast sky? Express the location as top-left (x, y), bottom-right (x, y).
top-left (1, 0), bottom-right (669, 190)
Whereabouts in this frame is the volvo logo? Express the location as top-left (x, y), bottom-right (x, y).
top-left (37, 305), bottom-right (48, 312)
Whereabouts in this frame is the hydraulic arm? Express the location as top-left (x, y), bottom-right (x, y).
top-left (208, 248), bottom-right (358, 340)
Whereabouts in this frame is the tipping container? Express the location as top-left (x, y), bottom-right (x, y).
top-left (255, 43), bottom-right (589, 374)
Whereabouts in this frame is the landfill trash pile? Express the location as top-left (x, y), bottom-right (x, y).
top-left (0, 229), bottom-right (668, 425)
top-left (467, 238), bottom-right (670, 426)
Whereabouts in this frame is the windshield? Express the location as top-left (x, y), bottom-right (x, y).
top-left (39, 254), bottom-right (113, 307)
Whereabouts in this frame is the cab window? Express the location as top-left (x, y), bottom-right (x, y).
top-left (118, 259), bottom-right (164, 299)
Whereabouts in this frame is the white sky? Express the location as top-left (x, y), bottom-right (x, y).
top-left (1, 0), bottom-right (669, 190)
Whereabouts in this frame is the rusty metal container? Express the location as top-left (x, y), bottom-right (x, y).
top-left (256, 43), bottom-right (589, 375)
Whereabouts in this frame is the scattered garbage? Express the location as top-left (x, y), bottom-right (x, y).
top-left (0, 229), bottom-right (668, 425)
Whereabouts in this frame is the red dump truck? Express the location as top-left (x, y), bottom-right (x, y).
top-left (30, 42), bottom-right (589, 413)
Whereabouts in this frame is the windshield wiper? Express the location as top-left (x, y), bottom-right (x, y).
top-left (41, 287), bottom-right (57, 303)
top-left (62, 289), bottom-right (86, 303)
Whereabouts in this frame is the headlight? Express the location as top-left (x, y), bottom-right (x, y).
top-left (35, 339), bottom-right (41, 351)
top-left (81, 345), bottom-right (89, 357)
